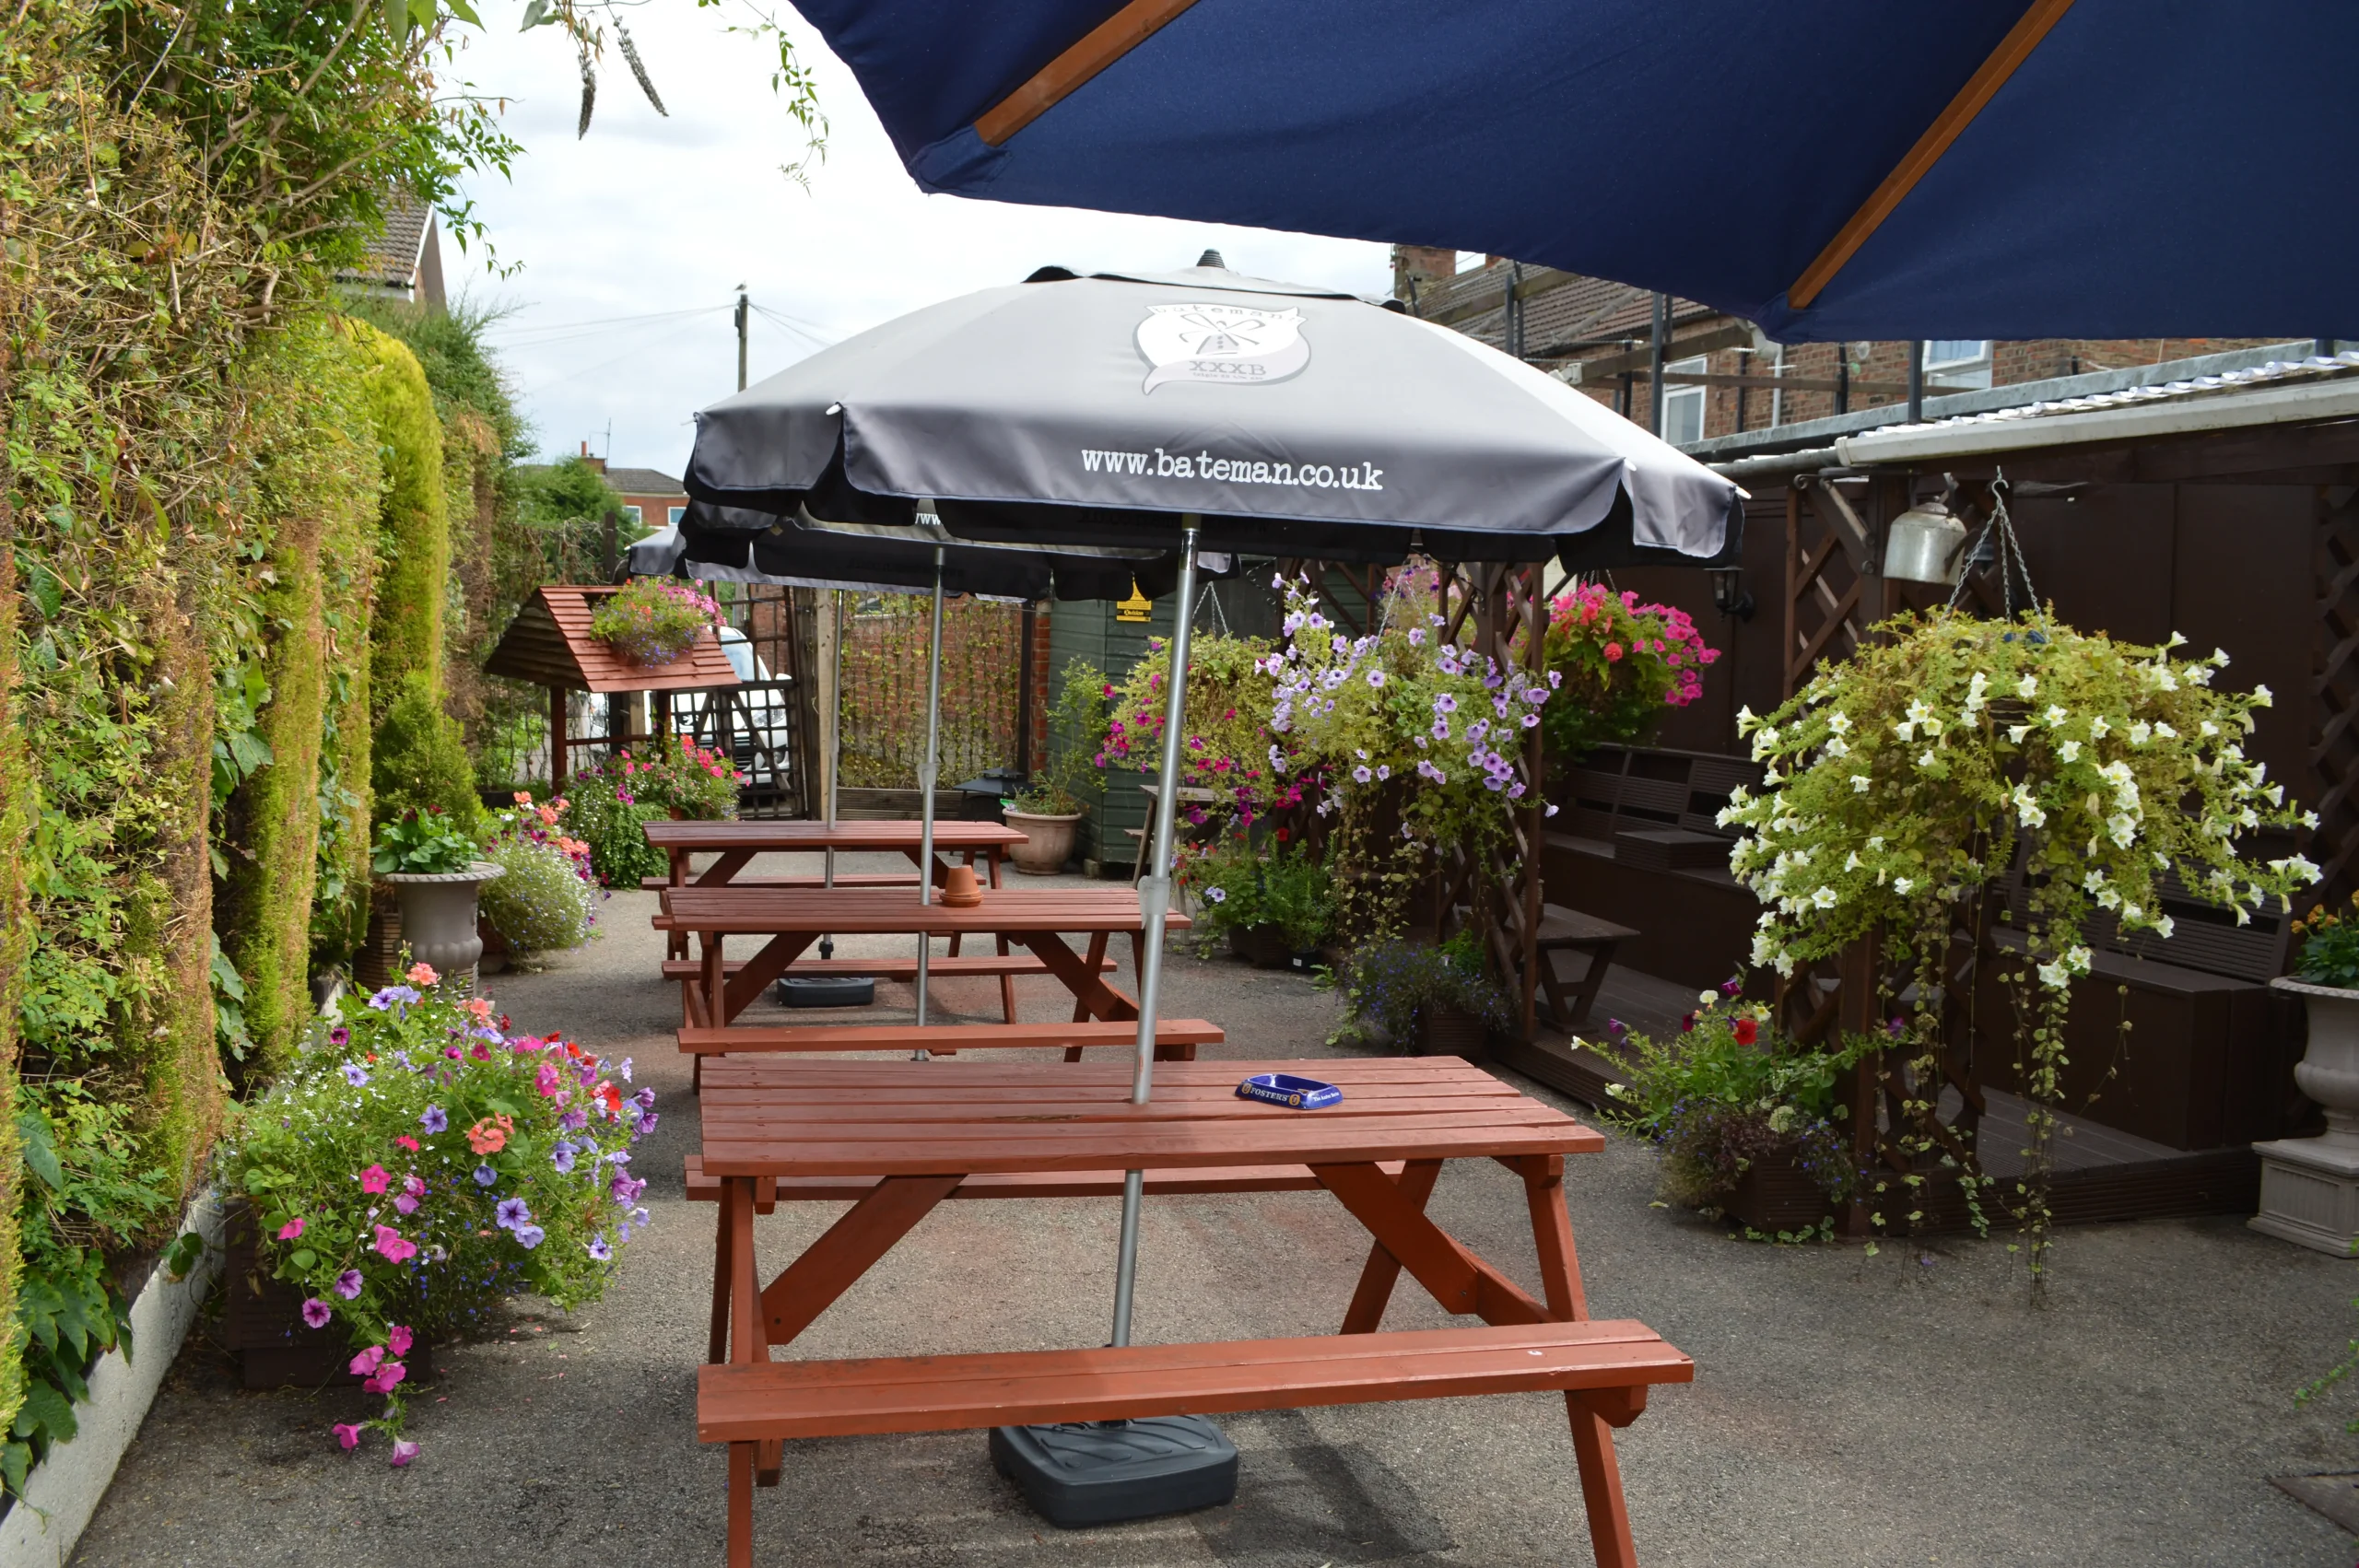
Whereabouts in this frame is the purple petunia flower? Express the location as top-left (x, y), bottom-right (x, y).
top-left (328, 1026), bottom-right (350, 1047)
top-left (366, 985), bottom-right (420, 1012)
top-left (637, 1112), bottom-right (659, 1135)
top-left (1434, 693), bottom-right (1457, 714)
top-left (473, 1164), bottom-right (498, 1188)
top-left (342, 1063), bottom-right (370, 1087)
top-left (495, 1198), bottom-right (532, 1230)
top-left (635, 1086), bottom-right (656, 1109)
top-left (301, 1297), bottom-right (333, 1329)
top-left (587, 1235), bottom-right (612, 1261)
top-left (334, 1270), bottom-right (363, 1300)
top-left (559, 1109), bottom-right (588, 1132)
top-left (420, 1105), bottom-right (447, 1133)
top-left (618, 1058), bottom-right (633, 1083)
top-left (610, 1174), bottom-right (647, 1205)
top-left (550, 1141), bottom-right (577, 1174)
top-left (512, 1224), bottom-right (546, 1249)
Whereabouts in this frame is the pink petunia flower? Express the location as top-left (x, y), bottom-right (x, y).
top-left (358, 1164), bottom-right (391, 1195)
top-left (277, 1217), bottom-right (306, 1241)
top-left (388, 1325), bottom-right (414, 1357)
top-left (373, 1225), bottom-right (418, 1265)
top-left (334, 1422), bottom-right (363, 1451)
top-left (390, 1439), bottom-right (420, 1468)
top-left (349, 1345), bottom-right (385, 1376)
top-left (393, 1135), bottom-right (419, 1153)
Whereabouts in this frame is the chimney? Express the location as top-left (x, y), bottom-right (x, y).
top-left (1390, 244), bottom-right (1456, 308)
top-left (576, 440), bottom-right (606, 475)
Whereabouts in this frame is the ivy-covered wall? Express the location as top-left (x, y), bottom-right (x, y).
top-left (353, 322), bottom-right (450, 720)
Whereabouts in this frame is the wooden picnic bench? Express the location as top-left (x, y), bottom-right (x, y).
top-left (657, 952), bottom-right (1119, 1030)
top-left (696, 1055), bottom-right (1691, 1568)
top-left (653, 884), bottom-right (1185, 1030)
top-left (676, 1016), bottom-right (1221, 1061)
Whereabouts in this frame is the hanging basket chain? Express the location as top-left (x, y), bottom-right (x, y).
top-left (1947, 468), bottom-right (2042, 620)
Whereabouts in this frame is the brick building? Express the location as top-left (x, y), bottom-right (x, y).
top-left (1391, 245), bottom-right (2306, 446)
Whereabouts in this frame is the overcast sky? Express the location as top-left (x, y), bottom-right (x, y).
top-left (449, 5), bottom-right (1393, 475)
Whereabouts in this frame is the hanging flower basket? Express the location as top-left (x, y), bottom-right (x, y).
top-left (590, 579), bottom-right (721, 667)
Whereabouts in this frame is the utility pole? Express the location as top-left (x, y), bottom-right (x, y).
top-left (734, 285), bottom-right (749, 392)
top-left (1906, 340), bottom-right (1925, 424)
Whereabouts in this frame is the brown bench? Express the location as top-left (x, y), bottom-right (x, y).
top-left (700, 1321), bottom-right (1691, 1566)
top-left (681, 1151), bottom-right (1401, 1204)
top-left (661, 953), bottom-right (1116, 1028)
top-left (677, 1017), bottom-right (1219, 1061)
top-left (640, 872), bottom-right (921, 892)
top-left (1529, 905), bottom-right (1640, 1030)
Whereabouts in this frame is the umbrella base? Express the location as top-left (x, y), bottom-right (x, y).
top-left (991, 1417), bottom-right (1237, 1527)
top-left (774, 975), bottom-right (875, 1009)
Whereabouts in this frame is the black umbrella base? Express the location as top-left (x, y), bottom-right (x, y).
top-left (774, 975), bottom-right (874, 1009)
top-left (991, 1418), bottom-right (1238, 1527)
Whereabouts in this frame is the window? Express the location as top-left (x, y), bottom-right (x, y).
top-left (668, 505), bottom-right (687, 526)
top-left (1660, 356), bottom-right (1708, 446)
top-left (621, 505), bottom-right (643, 525)
top-left (1923, 340), bottom-right (1992, 390)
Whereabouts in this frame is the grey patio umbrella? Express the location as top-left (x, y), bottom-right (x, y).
top-left (683, 257), bottom-right (1743, 1361)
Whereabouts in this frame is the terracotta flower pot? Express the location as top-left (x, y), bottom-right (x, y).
top-left (381, 861), bottom-right (503, 981)
top-left (1004, 810), bottom-right (1081, 875)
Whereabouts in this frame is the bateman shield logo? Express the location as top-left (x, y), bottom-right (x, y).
top-left (1135, 303), bottom-right (1309, 393)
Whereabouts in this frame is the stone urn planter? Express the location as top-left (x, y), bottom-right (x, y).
top-left (2252, 977), bottom-right (2359, 1254)
top-left (1004, 810), bottom-right (1081, 876)
top-left (380, 862), bottom-right (503, 981)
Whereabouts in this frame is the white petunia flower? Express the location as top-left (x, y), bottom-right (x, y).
top-left (1852, 775), bottom-right (1872, 792)
top-left (1893, 876), bottom-right (1914, 896)
top-left (2254, 683), bottom-right (2274, 707)
top-left (2017, 673), bottom-right (2038, 698)
top-left (2128, 720), bottom-right (2152, 744)
top-left (2008, 725), bottom-right (2032, 743)
top-left (1813, 886), bottom-right (1838, 909)
top-left (2057, 739), bottom-right (2082, 763)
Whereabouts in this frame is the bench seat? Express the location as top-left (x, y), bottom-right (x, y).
top-left (676, 1017), bottom-right (1217, 1058)
top-left (700, 1317), bottom-right (1691, 1442)
top-left (641, 872), bottom-right (921, 892)
top-left (661, 954), bottom-right (1112, 983)
top-left (681, 1152), bottom-right (1402, 1203)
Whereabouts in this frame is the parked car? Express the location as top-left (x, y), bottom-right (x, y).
top-left (674, 626), bottom-right (796, 807)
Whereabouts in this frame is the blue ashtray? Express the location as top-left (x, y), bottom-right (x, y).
top-left (1236, 1073), bottom-right (1342, 1110)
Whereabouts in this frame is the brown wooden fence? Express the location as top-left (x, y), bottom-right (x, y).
top-left (838, 593), bottom-right (1023, 787)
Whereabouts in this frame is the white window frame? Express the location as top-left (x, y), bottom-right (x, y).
top-left (1661, 355), bottom-right (1708, 446)
top-left (1923, 340), bottom-right (1993, 390)
top-left (620, 504), bottom-right (643, 525)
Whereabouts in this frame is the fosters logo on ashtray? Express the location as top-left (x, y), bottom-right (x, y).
top-left (1135, 303), bottom-right (1309, 393)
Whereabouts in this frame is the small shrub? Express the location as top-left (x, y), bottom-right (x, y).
top-left (557, 769), bottom-right (670, 888)
top-left (371, 808), bottom-right (481, 875)
top-left (1333, 933), bottom-right (1513, 1047)
top-left (1187, 834), bottom-right (1334, 953)
top-left (2294, 894), bottom-right (2359, 989)
top-left (370, 671), bottom-right (478, 827)
top-left (479, 797), bottom-right (596, 954)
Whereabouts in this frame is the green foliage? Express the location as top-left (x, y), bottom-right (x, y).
top-left (1185, 835), bottom-right (1334, 952)
top-left (1599, 991), bottom-right (1875, 1214)
top-left (479, 833), bottom-right (596, 955)
top-left (1098, 634), bottom-right (1277, 817)
top-left (600, 734), bottom-right (743, 821)
top-left (2294, 895), bottom-right (2359, 990)
top-left (511, 457), bottom-right (632, 583)
top-left (311, 342), bottom-right (383, 971)
top-left (372, 809), bottom-right (483, 877)
top-left (1332, 935), bottom-right (1514, 1047)
top-left (354, 323), bottom-right (451, 720)
top-left (1014, 660), bottom-right (1109, 815)
top-left (555, 772), bottom-right (670, 888)
top-left (222, 980), bottom-right (651, 1445)
top-left (370, 671), bottom-right (479, 828)
top-left (0, 549), bottom-right (31, 1457)
top-left (1728, 611), bottom-right (2318, 1284)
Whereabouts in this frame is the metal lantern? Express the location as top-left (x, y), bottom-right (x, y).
top-left (1882, 500), bottom-right (1969, 584)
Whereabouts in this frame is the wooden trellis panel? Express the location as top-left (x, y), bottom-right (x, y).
top-left (2311, 485), bottom-right (2359, 912)
top-left (1783, 477), bottom-right (1882, 698)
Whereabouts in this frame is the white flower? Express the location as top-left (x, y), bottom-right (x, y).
top-left (2165, 632), bottom-right (2187, 649)
top-left (2089, 716), bottom-right (2110, 739)
top-left (2057, 740), bottom-right (2081, 763)
top-left (1844, 851), bottom-right (1861, 872)
top-left (1867, 836), bottom-right (1885, 850)
top-left (1205, 887), bottom-right (1226, 903)
top-left (2036, 960), bottom-right (2070, 989)
top-left (2253, 683), bottom-right (2274, 707)
top-left (1813, 887), bottom-right (1837, 909)
top-left (2008, 725), bottom-right (2032, 743)
top-left (1894, 720), bottom-right (1917, 743)
top-left (2017, 673), bottom-right (2037, 699)
top-left (1826, 711), bottom-right (1852, 734)
top-left (1918, 749), bottom-right (1938, 768)
top-left (1852, 775), bottom-right (1872, 792)
top-left (2154, 914), bottom-right (2176, 941)
top-left (1824, 736), bottom-right (1850, 759)
top-left (1893, 876), bottom-right (1914, 896)
top-left (2107, 813), bottom-right (2138, 848)
top-left (2043, 705), bottom-right (2069, 728)
top-left (2128, 720), bottom-right (2152, 744)
top-left (2154, 721), bottom-right (2177, 739)
top-left (2199, 720), bottom-right (2218, 736)
top-left (1735, 704), bottom-right (1758, 732)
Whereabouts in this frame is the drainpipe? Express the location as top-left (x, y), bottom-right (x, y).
top-left (1649, 293), bottom-right (1668, 436)
top-left (1770, 344), bottom-right (1787, 428)
top-left (1907, 340), bottom-right (1925, 424)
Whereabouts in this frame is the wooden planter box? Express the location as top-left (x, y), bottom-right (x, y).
top-left (1415, 1006), bottom-right (1492, 1063)
top-left (1226, 925), bottom-right (1295, 969)
top-left (1727, 1150), bottom-right (1838, 1233)
top-left (221, 1207), bottom-right (435, 1389)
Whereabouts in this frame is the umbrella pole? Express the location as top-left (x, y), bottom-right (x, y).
top-left (1109, 519), bottom-right (1200, 1348)
top-left (913, 545), bottom-right (945, 1047)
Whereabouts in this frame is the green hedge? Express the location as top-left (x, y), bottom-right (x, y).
top-left (353, 322), bottom-right (449, 721)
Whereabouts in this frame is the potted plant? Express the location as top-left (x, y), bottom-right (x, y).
top-left (1333, 933), bottom-right (1514, 1059)
top-left (589, 579), bottom-right (721, 668)
top-left (1726, 610), bottom-right (2316, 1280)
top-left (222, 966), bottom-right (653, 1459)
top-left (1004, 661), bottom-right (1105, 875)
top-left (2253, 895), bottom-right (2359, 1252)
top-left (1186, 833), bottom-right (1334, 967)
top-left (1541, 581), bottom-right (1720, 765)
top-left (478, 793), bottom-right (601, 966)
top-left (1599, 988), bottom-right (1874, 1234)
top-left (372, 808), bottom-right (502, 980)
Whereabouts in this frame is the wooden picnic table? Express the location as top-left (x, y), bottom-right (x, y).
top-left (653, 884), bottom-right (1187, 1029)
top-left (696, 1054), bottom-right (1689, 1568)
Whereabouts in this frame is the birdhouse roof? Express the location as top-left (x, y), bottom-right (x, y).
top-left (481, 585), bottom-right (741, 695)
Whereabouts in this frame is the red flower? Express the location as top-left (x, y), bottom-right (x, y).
top-left (1680, 1012), bottom-right (1696, 1033)
top-left (1274, 828), bottom-right (1288, 842)
top-left (1732, 1018), bottom-right (1758, 1046)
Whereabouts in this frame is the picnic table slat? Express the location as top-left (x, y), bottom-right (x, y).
top-left (699, 1094), bottom-right (1559, 1126)
top-left (656, 885), bottom-right (1186, 935)
top-left (644, 820), bottom-right (1026, 849)
top-left (695, 1057), bottom-right (1509, 1087)
top-left (699, 1123), bottom-right (1599, 1176)
top-left (677, 1019), bottom-right (1218, 1056)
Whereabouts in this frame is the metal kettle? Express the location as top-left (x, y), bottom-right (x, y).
top-left (1882, 500), bottom-right (1969, 584)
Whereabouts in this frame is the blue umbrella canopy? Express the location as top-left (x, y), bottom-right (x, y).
top-left (788, 0), bottom-right (2359, 344)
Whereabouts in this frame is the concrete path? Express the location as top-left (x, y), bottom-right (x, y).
top-left (67, 860), bottom-right (2359, 1566)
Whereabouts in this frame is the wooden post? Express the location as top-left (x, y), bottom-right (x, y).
top-left (814, 589), bottom-right (839, 819)
top-left (1015, 601), bottom-right (1038, 778)
top-left (548, 684), bottom-right (569, 791)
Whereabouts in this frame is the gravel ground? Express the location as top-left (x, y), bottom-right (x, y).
top-left (67, 858), bottom-right (2359, 1567)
